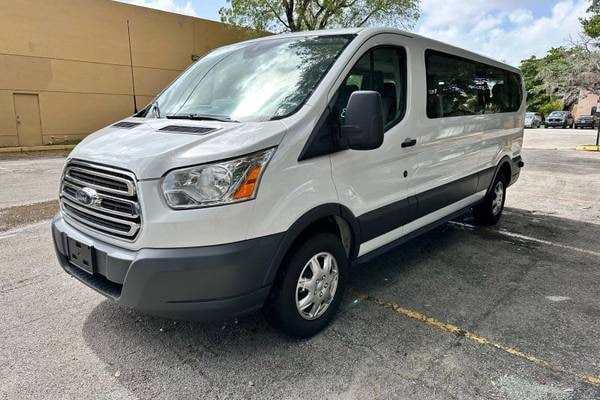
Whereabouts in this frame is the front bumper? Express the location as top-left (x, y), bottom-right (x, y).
top-left (52, 214), bottom-right (283, 320)
top-left (575, 122), bottom-right (595, 128)
top-left (545, 120), bottom-right (566, 127)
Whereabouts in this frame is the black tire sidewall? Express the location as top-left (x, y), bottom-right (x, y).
top-left (474, 173), bottom-right (508, 225)
top-left (266, 233), bottom-right (348, 338)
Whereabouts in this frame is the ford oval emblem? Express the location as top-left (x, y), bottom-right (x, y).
top-left (76, 187), bottom-right (99, 206)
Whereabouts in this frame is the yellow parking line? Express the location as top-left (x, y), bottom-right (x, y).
top-left (351, 290), bottom-right (600, 387)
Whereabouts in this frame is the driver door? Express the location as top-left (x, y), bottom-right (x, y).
top-left (329, 36), bottom-right (418, 256)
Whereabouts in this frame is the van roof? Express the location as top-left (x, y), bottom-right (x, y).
top-left (239, 27), bottom-right (521, 73)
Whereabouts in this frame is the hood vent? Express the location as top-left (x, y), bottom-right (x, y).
top-left (113, 121), bottom-right (141, 129)
top-left (159, 125), bottom-right (217, 135)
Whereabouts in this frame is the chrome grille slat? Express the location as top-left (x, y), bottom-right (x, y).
top-left (62, 198), bottom-right (140, 234)
top-left (61, 181), bottom-right (139, 218)
top-left (65, 166), bottom-right (135, 196)
top-left (60, 161), bottom-right (141, 240)
top-left (62, 200), bottom-right (139, 236)
top-left (61, 190), bottom-right (139, 219)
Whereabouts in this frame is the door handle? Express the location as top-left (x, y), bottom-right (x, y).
top-left (401, 138), bottom-right (417, 148)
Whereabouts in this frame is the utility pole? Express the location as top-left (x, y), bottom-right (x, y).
top-left (596, 116), bottom-right (599, 146)
top-left (596, 97), bottom-right (600, 146)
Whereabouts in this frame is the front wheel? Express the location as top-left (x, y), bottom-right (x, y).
top-left (473, 174), bottom-right (507, 226)
top-left (264, 233), bottom-right (348, 338)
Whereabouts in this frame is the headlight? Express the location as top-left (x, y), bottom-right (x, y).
top-left (162, 148), bottom-right (275, 209)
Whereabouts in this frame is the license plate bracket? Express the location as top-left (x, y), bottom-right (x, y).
top-left (67, 237), bottom-right (95, 275)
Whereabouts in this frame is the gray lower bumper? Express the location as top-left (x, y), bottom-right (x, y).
top-left (52, 214), bottom-right (283, 321)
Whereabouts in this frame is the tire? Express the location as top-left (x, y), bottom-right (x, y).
top-left (264, 233), bottom-right (348, 338)
top-left (473, 173), bottom-right (508, 226)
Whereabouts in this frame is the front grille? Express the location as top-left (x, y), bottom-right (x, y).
top-left (60, 161), bottom-right (141, 240)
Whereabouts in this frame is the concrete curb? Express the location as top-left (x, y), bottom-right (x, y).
top-left (0, 144), bottom-right (76, 154)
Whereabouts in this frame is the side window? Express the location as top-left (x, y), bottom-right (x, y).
top-left (334, 46), bottom-right (406, 129)
top-left (426, 50), bottom-right (522, 118)
top-left (299, 45), bottom-right (406, 160)
top-left (334, 53), bottom-right (370, 122)
top-left (505, 72), bottom-right (522, 112)
top-left (426, 53), bottom-right (480, 117)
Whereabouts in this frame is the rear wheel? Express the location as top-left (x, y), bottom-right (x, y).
top-left (264, 233), bottom-right (348, 338)
top-left (473, 174), bottom-right (507, 226)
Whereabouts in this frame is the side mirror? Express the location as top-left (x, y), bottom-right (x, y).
top-left (340, 91), bottom-right (384, 150)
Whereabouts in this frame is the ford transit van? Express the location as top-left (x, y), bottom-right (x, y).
top-left (52, 28), bottom-right (525, 337)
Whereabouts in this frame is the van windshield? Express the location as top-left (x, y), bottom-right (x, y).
top-left (145, 35), bottom-right (353, 122)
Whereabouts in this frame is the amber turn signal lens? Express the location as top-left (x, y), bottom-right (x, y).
top-left (232, 165), bottom-right (262, 200)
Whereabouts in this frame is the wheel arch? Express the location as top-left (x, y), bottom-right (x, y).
top-left (486, 156), bottom-right (513, 195)
top-left (263, 203), bottom-right (361, 285)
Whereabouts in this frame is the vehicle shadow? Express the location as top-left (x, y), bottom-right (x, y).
top-left (81, 207), bottom-right (600, 398)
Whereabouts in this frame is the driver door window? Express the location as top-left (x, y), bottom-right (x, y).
top-left (334, 46), bottom-right (407, 129)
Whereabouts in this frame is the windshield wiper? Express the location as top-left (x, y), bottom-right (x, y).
top-left (166, 114), bottom-right (239, 123)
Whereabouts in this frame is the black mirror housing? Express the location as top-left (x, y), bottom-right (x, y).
top-left (340, 91), bottom-right (384, 151)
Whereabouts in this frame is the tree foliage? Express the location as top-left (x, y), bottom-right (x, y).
top-left (519, 55), bottom-right (564, 116)
top-left (582, 14), bottom-right (600, 39)
top-left (538, 98), bottom-right (564, 118)
top-left (521, 2), bottom-right (600, 109)
top-left (219, 0), bottom-right (420, 33)
top-left (581, 0), bottom-right (600, 40)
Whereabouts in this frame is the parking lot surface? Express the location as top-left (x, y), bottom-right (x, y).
top-left (1, 129), bottom-right (599, 399)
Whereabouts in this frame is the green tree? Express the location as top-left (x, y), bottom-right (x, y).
top-left (581, 0), bottom-right (600, 41)
top-left (519, 56), bottom-right (559, 114)
top-left (219, 0), bottom-right (420, 33)
top-left (536, 47), bottom-right (583, 107)
top-left (533, 2), bottom-right (600, 105)
top-left (538, 98), bottom-right (564, 119)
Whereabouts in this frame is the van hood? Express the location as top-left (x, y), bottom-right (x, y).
top-left (69, 118), bottom-right (287, 180)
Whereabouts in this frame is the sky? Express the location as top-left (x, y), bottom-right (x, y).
top-left (115, 0), bottom-right (592, 66)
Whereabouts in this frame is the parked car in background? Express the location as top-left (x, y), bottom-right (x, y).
top-left (524, 112), bottom-right (542, 128)
top-left (545, 111), bottom-right (574, 128)
top-left (574, 115), bottom-right (597, 129)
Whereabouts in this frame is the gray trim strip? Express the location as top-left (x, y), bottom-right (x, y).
top-left (358, 166), bottom-right (495, 243)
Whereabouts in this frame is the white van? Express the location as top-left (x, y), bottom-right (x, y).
top-left (52, 28), bottom-right (524, 337)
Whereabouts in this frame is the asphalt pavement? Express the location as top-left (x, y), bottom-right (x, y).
top-left (1, 129), bottom-right (599, 399)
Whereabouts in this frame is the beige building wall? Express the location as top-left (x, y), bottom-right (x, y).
top-left (572, 90), bottom-right (599, 119)
top-left (0, 0), bottom-right (261, 147)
